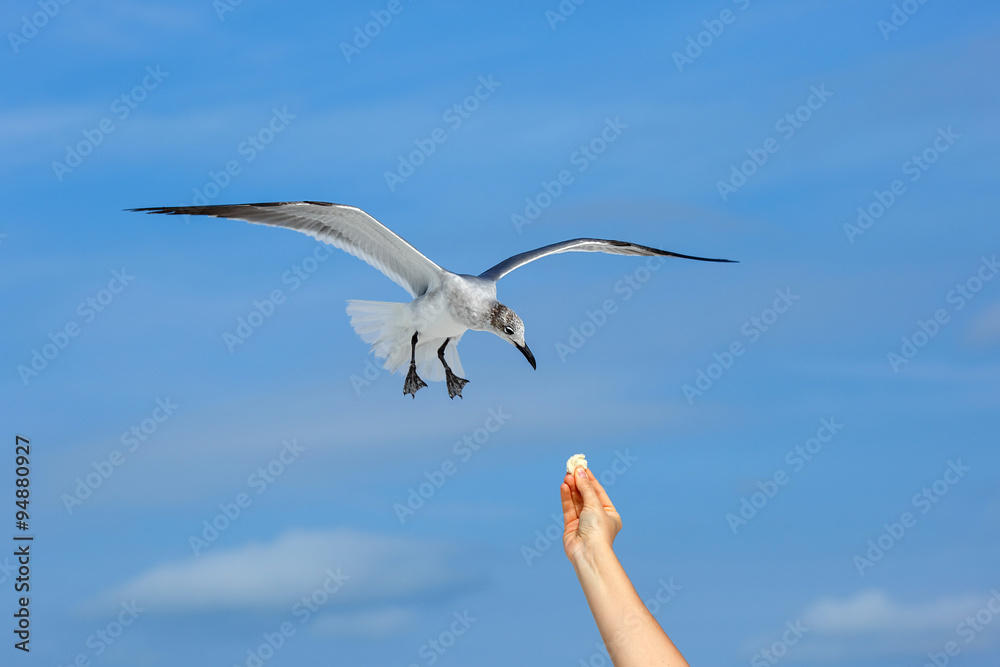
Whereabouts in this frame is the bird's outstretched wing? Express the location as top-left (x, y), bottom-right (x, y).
top-left (130, 201), bottom-right (445, 297)
top-left (478, 238), bottom-right (736, 282)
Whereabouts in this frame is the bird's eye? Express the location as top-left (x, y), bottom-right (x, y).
top-left (503, 326), bottom-right (514, 336)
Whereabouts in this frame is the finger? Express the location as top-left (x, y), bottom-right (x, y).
top-left (567, 472), bottom-right (584, 516)
top-left (585, 468), bottom-right (618, 514)
top-left (560, 482), bottom-right (578, 527)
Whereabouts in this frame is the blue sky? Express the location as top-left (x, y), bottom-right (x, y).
top-left (2, 1), bottom-right (999, 665)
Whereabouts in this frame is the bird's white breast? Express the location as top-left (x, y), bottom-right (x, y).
top-left (409, 273), bottom-right (495, 338)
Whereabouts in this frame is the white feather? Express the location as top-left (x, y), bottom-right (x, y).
top-left (346, 300), bottom-right (464, 381)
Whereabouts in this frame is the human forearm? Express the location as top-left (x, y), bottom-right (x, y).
top-left (571, 544), bottom-right (689, 667)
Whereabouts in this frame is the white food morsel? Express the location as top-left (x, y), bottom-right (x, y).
top-left (566, 454), bottom-right (588, 474)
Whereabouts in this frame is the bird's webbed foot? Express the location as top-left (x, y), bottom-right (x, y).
top-left (403, 363), bottom-right (427, 398)
top-left (444, 369), bottom-right (469, 400)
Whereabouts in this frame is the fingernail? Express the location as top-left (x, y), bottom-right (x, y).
top-left (576, 467), bottom-right (586, 478)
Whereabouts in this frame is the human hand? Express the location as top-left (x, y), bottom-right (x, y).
top-left (561, 466), bottom-right (622, 566)
top-left (561, 466), bottom-right (689, 667)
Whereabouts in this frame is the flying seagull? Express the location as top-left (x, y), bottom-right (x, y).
top-left (131, 202), bottom-right (735, 398)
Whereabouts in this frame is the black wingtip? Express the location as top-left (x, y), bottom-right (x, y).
top-left (625, 242), bottom-right (737, 264)
top-left (667, 252), bottom-right (738, 264)
top-left (126, 201), bottom-right (337, 216)
top-left (126, 207), bottom-right (181, 214)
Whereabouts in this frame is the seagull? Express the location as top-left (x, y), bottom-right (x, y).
top-left (131, 201), bottom-right (735, 398)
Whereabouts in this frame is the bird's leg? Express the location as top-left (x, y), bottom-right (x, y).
top-left (403, 332), bottom-right (427, 398)
top-left (437, 338), bottom-right (469, 399)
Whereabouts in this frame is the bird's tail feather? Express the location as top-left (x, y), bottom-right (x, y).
top-left (346, 300), bottom-right (464, 382)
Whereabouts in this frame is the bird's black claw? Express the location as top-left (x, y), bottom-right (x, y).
top-left (445, 370), bottom-right (469, 399)
top-left (403, 364), bottom-right (427, 398)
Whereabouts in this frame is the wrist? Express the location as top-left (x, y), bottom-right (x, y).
top-left (570, 540), bottom-right (618, 579)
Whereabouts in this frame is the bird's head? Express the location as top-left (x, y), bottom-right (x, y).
top-left (489, 302), bottom-right (535, 370)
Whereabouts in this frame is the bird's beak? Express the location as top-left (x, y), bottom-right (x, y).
top-left (516, 341), bottom-right (536, 370)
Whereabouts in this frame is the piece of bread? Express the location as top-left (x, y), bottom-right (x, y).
top-left (566, 453), bottom-right (588, 474)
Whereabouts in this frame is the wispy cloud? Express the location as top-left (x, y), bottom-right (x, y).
top-left (966, 302), bottom-right (1000, 345)
top-left (803, 589), bottom-right (979, 635)
top-left (92, 528), bottom-right (479, 614)
top-left (49, 375), bottom-right (677, 508)
top-left (790, 588), bottom-right (997, 659)
top-left (311, 606), bottom-right (417, 639)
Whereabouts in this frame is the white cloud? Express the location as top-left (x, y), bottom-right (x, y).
top-left (93, 529), bottom-right (477, 615)
top-left (785, 588), bottom-right (999, 660)
top-left (311, 606), bottom-right (417, 640)
top-left (803, 589), bottom-right (980, 635)
top-left (966, 302), bottom-right (1000, 345)
top-left (56, 373), bottom-right (674, 508)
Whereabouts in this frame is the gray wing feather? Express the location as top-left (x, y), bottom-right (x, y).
top-left (130, 201), bottom-right (445, 297)
top-left (478, 238), bottom-right (735, 282)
